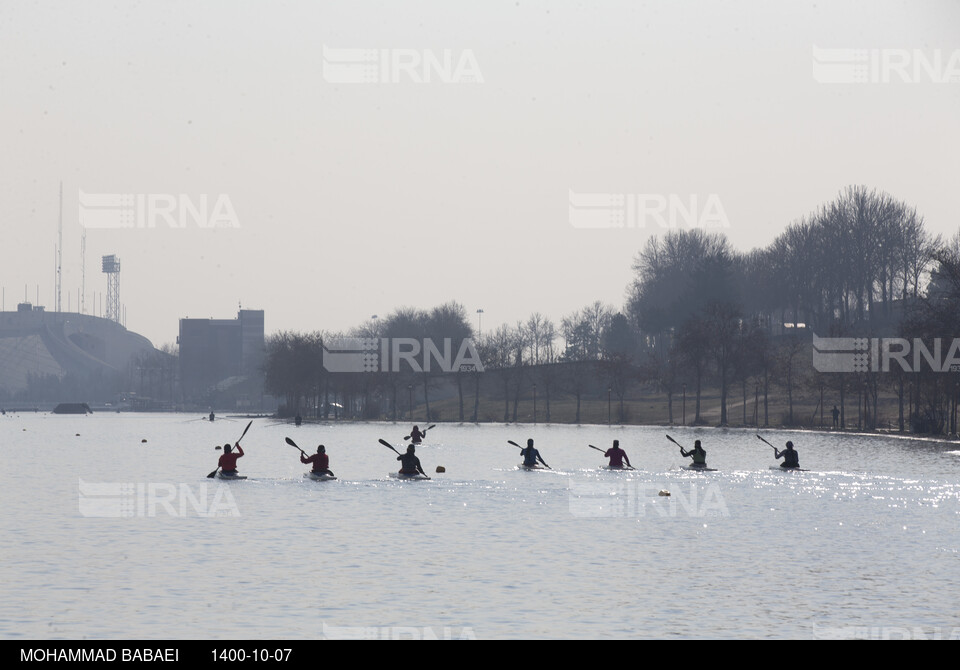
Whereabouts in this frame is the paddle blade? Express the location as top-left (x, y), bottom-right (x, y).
top-left (756, 434), bottom-right (775, 448)
top-left (507, 440), bottom-right (522, 448)
top-left (237, 420), bottom-right (253, 444)
top-left (379, 438), bottom-right (401, 454)
top-left (207, 469), bottom-right (218, 479)
top-left (285, 437), bottom-right (299, 449)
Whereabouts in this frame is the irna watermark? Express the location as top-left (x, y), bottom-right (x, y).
top-left (321, 337), bottom-right (483, 374)
top-left (812, 46), bottom-right (960, 84)
top-left (321, 622), bottom-right (476, 640)
top-left (79, 190), bottom-right (240, 229)
top-left (813, 333), bottom-right (960, 374)
top-left (812, 623), bottom-right (960, 640)
top-left (568, 481), bottom-right (729, 518)
top-left (322, 46), bottom-right (483, 84)
top-left (568, 191), bottom-right (729, 230)
top-left (78, 479), bottom-right (240, 518)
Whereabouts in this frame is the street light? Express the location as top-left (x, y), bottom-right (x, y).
top-left (607, 387), bottom-right (612, 426)
top-left (476, 308), bottom-right (484, 336)
top-left (533, 384), bottom-right (537, 424)
top-left (682, 383), bottom-right (687, 426)
top-left (408, 384), bottom-right (413, 421)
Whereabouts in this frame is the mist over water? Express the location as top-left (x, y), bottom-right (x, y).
top-left (2, 414), bottom-right (959, 639)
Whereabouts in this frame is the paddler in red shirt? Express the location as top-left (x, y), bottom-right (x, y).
top-left (301, 445), bottom-right (334, 477)
top-left (604, 439), bottom-right (632, 469)
top-left (218, 442), bottom-right (244, 474)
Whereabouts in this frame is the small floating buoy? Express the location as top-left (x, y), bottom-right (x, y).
top-left (658, 490), bottom-right (671, 497)
top-left (141, 439), bottom-right (147, 443)
top-left (75, 433), bottom-right (80, 437)
top-left (436, 465), bottom-right (446, 473)
top-left (215, 445), bottom-right (222, 450)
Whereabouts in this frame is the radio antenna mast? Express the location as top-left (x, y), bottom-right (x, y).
top-left (56, 181), bottom-right (63, 313)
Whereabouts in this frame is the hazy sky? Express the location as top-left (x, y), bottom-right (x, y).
top-left (1, 0), bottom-right (958, 347)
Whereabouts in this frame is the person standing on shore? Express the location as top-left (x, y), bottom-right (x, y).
top-left (831, 405), bottom-right (840, 429)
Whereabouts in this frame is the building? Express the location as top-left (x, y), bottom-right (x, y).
top-left (178, 309), bottom-right (265, 404)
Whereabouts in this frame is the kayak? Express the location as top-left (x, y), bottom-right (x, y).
top-left (681, 465), bottom-right (717, 472)
top-left (390, 472), bottom-right (430, 480)
top-left (518, 463), bottom-right (547, 470)
top-left (304, 472), bottom-right (337, 481)
top-left (769, 466), bottom-right (809, 472)
top-left (217, 471), bottom-right (247, 480)
top-left (602, 465), bottom-right (636, 471)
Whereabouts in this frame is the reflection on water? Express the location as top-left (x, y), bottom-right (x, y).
top-left (1, 414), bottom-right (959, 638)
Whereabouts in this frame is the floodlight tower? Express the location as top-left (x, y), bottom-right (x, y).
top-left (102, 254), bottom-right (121, 324)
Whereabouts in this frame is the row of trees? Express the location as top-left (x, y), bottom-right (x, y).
top-left (262, 186), bottom-right (960, 434)
top-left (625, 186), bottom-right (959, 432)
top-left (263, 300), bottom-right (630, 423)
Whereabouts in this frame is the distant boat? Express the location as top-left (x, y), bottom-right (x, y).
top-left (52, 403), bottom-right (93, 415)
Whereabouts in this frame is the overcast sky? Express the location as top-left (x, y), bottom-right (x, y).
top-left (1, 0), bottom-right (958, 347)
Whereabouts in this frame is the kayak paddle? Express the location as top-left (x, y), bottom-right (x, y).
top-left (665, 434), bottom-right (685, 449)
top-left (756, 434), bottom-right (777, 452)
top-left (285, 436), bottom-right (307, 456)
top-left (208, 420), bottom-right (254, 478)
top-left (404, 424), bottom-right (437, 440)
top-left (379, 438), bottom-right (402, 456)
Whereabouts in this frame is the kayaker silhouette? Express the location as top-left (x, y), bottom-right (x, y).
top-left (604, 439), bottom-right (631, 469)
top-left (301, 444), bottom-right (334, 477)
top-left (774, 441), bottom-right (800, 469)
top-left (520, 439), bottom-right (550, 469)
top-left (218, 442), bottom-right (244, 475)
top-left (397, 444), bottom-right (427, 477)
top-left (680, 440), bottom-right (707, 467)
top-left (409, 425), bottom-right (425, 444)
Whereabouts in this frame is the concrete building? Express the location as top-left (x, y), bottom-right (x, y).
top-left (177, 309), bottom-right (265, 404)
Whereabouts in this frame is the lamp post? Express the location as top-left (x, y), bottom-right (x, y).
top-left (954, 382), bottom-right (959, 435)
top-left (682, 383), bottom-right (687, 426)
top-left (754, 384), bottom-right (759, 427)
top-left (533, 384), bottom-right (537, 424)
top-left (408, 384), bottom-right (413, 421)
top-left (476, 308), bottom-right (484, 337)
top-left (908, 382), bottom-right (913, 431)
top-left (607, 387), bottom-right (612, 426)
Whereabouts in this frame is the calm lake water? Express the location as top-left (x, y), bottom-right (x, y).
top-left (2, 413), bottom-right (959, 640)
